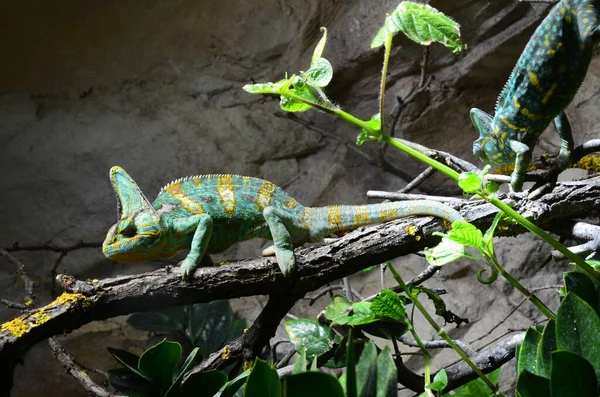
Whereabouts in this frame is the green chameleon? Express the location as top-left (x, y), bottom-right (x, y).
top-left (102, 166), bottom-right (464, 278)
top-left (470, 0), bottom-right (599, 191)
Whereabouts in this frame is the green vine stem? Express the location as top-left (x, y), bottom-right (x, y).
top-left (405, 322), bottom-right (434, 397)
top-left (486, 253), bottom-right (555, 319)
top-left (387, 264), bottom-right (504, 396)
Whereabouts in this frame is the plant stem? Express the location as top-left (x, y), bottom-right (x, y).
top-left (387, 264), bottom-right (504, 396)
top-left (486, 194), bottom-right (600, 280)
top-left (487, 254), bottom-right (555, 320)
top-left (381, 135), bottom-right (460, 181)
top-left (406, 324), bottom-right (434, 397)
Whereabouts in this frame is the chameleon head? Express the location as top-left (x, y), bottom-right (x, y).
top-left (102, 166), bottom-right (173, 262)
top-left (470, 108), bottom-right (516, 165)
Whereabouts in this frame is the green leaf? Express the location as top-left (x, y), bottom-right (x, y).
top-left (106, 368), bottom-right (158, 397)
top-left (376, 346), bottom-right (397, 397)
top-left (303, 58), bottom-right (333, 88)
top-left (359, 320), bottom-right (409, 340)
top-left (356, 113), bottom-right (382, 145)
top-left (588, 260), bottom-right (600, 271)
top-left (458, 172), bottom-right (482, 194)
top-left (242, 78), bottom-right (291, 95)
top-left (564, 272), bottom-right (599, 313)
top-left (283, 372), bottom-right (345, 397)
top-left (371, 289), bottom-right (407, 321)
top-left (372, 1), bottom-right (466, 54)
top-left (482, 211), bottom-right (504, 256)
top-left (219, 369), bottom-right (250, 397)
top-left (355, 341), bottom-right (377, 396)
top-left (555, 292), bottom-right (600, 383)
top-left (550, 351), bottom-right (598, 397)
top-left (517, 328), bottom-right (542, 376)
top-left (311, 27), bottom-right (328, 66)
top-left (443, 221), bottom-right (483, 248)
top-left (424, 237), bottom-right (465, 266)
top-left (284, 319), bottom-right (334, 357)
top-left (166, 347), bottom-right (199, 397)
top-left (138, 339), bottom-right (182, 392)
top-left (536, 320), bottom-right (556, 379)
top-left (516, 370), bottom-right (551, 397)
top-left (484, 181), bottom-right (499, 194)
top-left (324, 294), bottom-right (353, 322)
top-left (179, 370), bottom-right (228, 397)
top-left (107, 347), bottom-right (146, 379)
top-left (192, 300), bottom-right (234, 357)
top-left (452, 367), bottom-right (501, 397)
top-left (331, 302), bottom-right (377, 326)
top-left (244, 359), bottom-right (280, 397)
top-left (425, 369), bottom-right (448, 393)
top-left (279, 76), bottom-right (321, 112)
top-left (292, 349), bottom-right (307, 375)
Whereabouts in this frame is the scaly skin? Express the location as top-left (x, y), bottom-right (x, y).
top-left (471, 0), bottom-right (599, 191)
top-left (102, 166), bottom-right (464, 278)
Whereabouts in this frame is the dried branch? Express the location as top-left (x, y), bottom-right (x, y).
top-left (1, 176), bottom-right (599, 393)
top-left (48, 337), bottom-right (123, 397)
top-left (398, 166), bottom-right (437, 194)
top-left (367, 190), bottom-right (467, 203)
top-left (397, 336), bottom-right (477, 356)
top-left (4, 241), bottom-right (102, 294)
top-left (550, 221), bottom-right (600, 260)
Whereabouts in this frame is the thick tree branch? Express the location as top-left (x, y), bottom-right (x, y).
top-left (1, 175), bottom-right (599, 394)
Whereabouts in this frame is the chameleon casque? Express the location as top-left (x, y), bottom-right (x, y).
top-left (470, 0), bottom-right (599, 191)
top-left (102, 166), bottom-right (464, 278)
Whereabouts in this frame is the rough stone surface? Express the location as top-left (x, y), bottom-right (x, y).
top-left (1, 0), bottom-right (598, 395)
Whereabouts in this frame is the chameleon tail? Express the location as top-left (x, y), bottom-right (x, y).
top-left (305, 200), bottom-right (464, 239)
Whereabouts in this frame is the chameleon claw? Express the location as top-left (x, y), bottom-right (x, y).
top-left (179, 259), bottom-right (196, 280)
top-left (274, 248), bottom-right (295, 277)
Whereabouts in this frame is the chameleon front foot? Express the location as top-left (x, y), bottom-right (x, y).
top-left (274, 248), bottom-right (295, 277)
top-left (179, 259), bottom-right (197, 280)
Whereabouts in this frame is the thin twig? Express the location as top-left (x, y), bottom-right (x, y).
top-left (398, 336), bottom-right (477, 356)
top-left (0, 248), bottom-right (35, 307)
top-left (367, 190), bottom-right (467, 203)
top-left (48, 337), bottom-right (124, 397)
top-left (398, 167), bottom-right (437, 194)
top-left (469, 285), bottom-right (561, 345)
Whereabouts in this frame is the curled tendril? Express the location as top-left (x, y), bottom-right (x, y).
top-left (477, 266), bottom-right (498, 284)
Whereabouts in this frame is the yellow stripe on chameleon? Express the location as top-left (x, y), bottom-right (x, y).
top-left (353, 205), bottom-right (369, 224)
top-left (520, 107), bottom-right (545, 121)
top-left (542, 83), bottom-right (557, 104)
top-left (217, 175), bottom-right (236, 217)
top-left (512, 96), bottom-right (521, 110)
top-left (527, 71), bottom-right (540, 87)
top-left (327, 206), bottom-right (344, 229)
top-left (301, 208), bottom-right (313, 228)
top-left (255, 180), bottom-right (275, 212)
top-left (165, 183), bottom-right (205, 214)
top-left (284, 198), bottom-right (298, 209)
top-left (499, 116), bottom-right (527, 132)
top-left (378, 203), bottom-right (398, 222)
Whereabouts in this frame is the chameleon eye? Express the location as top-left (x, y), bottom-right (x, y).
top-left (119, 220), bottom-right (137, 238)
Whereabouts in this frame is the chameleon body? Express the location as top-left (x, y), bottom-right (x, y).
top-left (102, 166), bottom-right (464, 278)
top-left (470, 0), bottom-right (599, 191)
